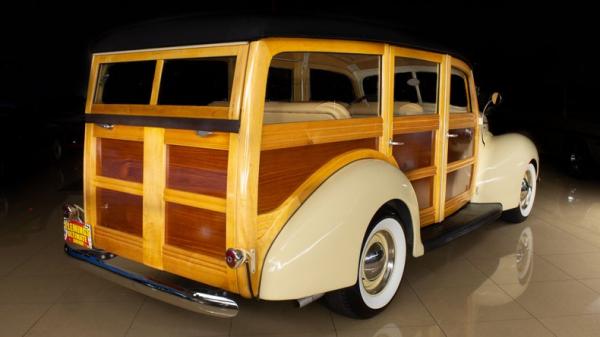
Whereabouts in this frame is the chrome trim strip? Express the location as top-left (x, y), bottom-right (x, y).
top-left (64, 244), bottom-right (239, 318)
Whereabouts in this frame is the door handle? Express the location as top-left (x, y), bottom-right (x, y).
top-left (447, 133), bottom-right (459, 138)
top-left (389, 140), bottom-right (405, 146)
top-left (97, 123), bottom-right (114, 130)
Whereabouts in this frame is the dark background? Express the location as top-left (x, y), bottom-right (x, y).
top-left (0, 0), bottom-right (598, 190)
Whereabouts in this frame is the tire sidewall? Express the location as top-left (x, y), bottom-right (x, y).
top-left (519, 163), bottom-right (537, 218)
top-left (358, 217), bottom-right (406, 310)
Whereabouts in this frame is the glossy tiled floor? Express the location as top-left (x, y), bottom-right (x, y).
top-left (1, 158), bottom-right (600, 337)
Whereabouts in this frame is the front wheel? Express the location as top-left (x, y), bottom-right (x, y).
top-left (324, 214), bottom-right (407, 318)
top-left (502, 163), bottom-right (537, 223)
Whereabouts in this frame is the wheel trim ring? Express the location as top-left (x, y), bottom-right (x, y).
top-left (520, 169), bottom-right (534, 211)
top-left (361, 230), bottom-right (395, 295)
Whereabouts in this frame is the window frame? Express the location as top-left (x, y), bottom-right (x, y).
top-left (86, 43), bottom-right (249, 120)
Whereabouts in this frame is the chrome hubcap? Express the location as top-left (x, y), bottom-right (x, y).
top-left (519, 170), bottom-right (533, 211)
top-left (361, 231), bottom-right (395, 294)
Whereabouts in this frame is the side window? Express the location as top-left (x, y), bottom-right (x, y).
top-left (450, 68), bottom-right (470, 113)
top-left (264, 52), bottom-right (380, 124)
top-left (158, 57), bottom-right (235, 106)
top-left (95, 61), bottom-right (156, 104)
top-left (394, 57), bottom-right (439, 115)
top-left (266, 67), bottom-right (293, 102)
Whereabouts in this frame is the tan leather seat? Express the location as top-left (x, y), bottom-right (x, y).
top-left (263, 101), bottom-right (351, 124)
top-left (348, 101), bottom-right (426, 116)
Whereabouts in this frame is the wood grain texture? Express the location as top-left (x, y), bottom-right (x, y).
top-left (93, 124), bottom-right (144, 142)
top-left (142, 127), bottom-right (166, 268)
top-left (94, 226), bottom-right (143, 262)
top-left (93, 176), bottom-right (143, 196)
top-left (91, 104), bottom-right (230, 119)
top-left (164, 188), bottom-right (227, 213)
top-left (83, 124), bottom-right (97, 240)
top-left (419, 207), bottom-right (436, 227)
top-left (163, 244), bottom-right (227, 289)
top-left (448, 113), bottom-right (476, 129)
top-left (96, 188), bottom-right (143, 237)
top-left (392, 131), bottom-right (434, 172)
top-left (258, 138), bottom-right (377, 213)
top-left (165, 202), bottom-right (226, 260)
top-left (444, 190), bottom-right (471, 216)
top-left (411, 176), bottom-right (433, 209)
top-left (97, 138), bottom-right (143, 183)
top-left (261, 117), bottom-right (382, 150)
top-left (167, 145), bottom-right (228, 197)
top-left (393, 115), bottom-right (439, 134)
top-left (405, 166), bottom-right (436, 181)
top-left (164, 129), bottom-right (229, 150)
top-left (435, 54), bottom-right (452, 222)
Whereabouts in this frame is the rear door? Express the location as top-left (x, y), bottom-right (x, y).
top-left (83, 44), bottom-right (248, 291)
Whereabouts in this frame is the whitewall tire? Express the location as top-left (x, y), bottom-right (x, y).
top-left (502, 163), bottom-right (537, 223)
top-left (324, 213), bottom-right (407, 318)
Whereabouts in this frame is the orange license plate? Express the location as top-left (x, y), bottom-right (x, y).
top-left (63, 219), bottom-right (93, 249)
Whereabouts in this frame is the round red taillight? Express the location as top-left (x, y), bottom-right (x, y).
top-left (225, 248), bottom-right (246, 269)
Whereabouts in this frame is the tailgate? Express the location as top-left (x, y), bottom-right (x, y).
top-left (83, 44), bottom-right (248, 292)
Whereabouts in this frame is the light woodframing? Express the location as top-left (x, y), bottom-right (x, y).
top-left (82, 37), bottom-right (483, 299)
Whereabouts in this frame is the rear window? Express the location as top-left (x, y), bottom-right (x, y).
top-left (95, 61), bottom-right (155, 104)
top-left (158, 57), bottom-right (235, 106)
top-left (93, 57), bottom-right (237, 107)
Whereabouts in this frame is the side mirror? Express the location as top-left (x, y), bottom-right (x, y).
top-left (483, 91), bottom-right (502, 116)
top-left (490, 92), bottom-right (502, 105)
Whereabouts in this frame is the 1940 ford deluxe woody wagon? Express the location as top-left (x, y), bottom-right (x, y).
top-left (63, 16), bottom-right (539, 319)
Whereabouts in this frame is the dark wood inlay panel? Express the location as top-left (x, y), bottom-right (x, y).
top-left (412, 176), bottom-right (433, 209)
top-left (258, 138), bottom-right (377, 214)
top-left (97, 138), bottom-right (143, 182)
top-left (167, 145), bottom-right (228, 198)
top-left (447, 128), bottom-right (474, 163)
top-left (446, 165), bottom-right (473, 200)
top-left (392, 131), bottom-right (434, 172)
top-left (96, 188), bottom-right (143, 236)
top-left (166, 202), bottom-right (226, 259)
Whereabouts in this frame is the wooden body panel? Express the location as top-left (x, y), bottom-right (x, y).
top-left (167, 145), bottom-right (228, 197)
top-left (258, 138), bottom-right (377, 213)
top-left (165, 202), bottom-right (226, 259)
top-left (96, 188), bottom-right (143, 236)
top-left (97, 138), bottom-right (143, 183)
top-left (84, 44), bottom-right (248, 294)
top-left (81, 38), bottom-right (483, 299)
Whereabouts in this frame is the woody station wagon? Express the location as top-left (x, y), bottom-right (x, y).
top-left (63, 16), bottom-right (539, 319)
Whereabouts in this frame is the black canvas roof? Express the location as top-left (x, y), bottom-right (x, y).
top-left (92, 15), bottom-right (469, 63)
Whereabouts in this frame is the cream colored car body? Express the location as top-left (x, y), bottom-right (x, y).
top-left (259, 159), bottom-right (421, 300)
top-left (471, 128), bottom-right (539, 210)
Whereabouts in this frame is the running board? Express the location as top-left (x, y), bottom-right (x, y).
top-left (421, 203), bottom-right (503, 251)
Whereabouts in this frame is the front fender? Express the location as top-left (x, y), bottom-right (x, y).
top-left (259, 159), bottom-right (421, 300)
top-left (472, 132), bottom-right (539, 210)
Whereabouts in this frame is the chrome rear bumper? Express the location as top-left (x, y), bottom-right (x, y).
top-left (64, 244), bottom-right (238, 318)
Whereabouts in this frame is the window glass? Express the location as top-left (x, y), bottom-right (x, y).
top-left (95, 61), bottom-right (155, 104)
top-left (264, 52), bottom-right (380, 124)
top-left (450, 68), bottom-right (470, 113)
top-left (310, 69), bottom-right (355, 103)
top-left (393, 57), bottom-right (439, 115)
top-left (158, 57), bottom-right (235, 106)
top-left (266, 67), bottom-right (293, 102)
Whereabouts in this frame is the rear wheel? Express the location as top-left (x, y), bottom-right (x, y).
top-left (324, 214), bottom-right (407, 318)
top-left (502, 163), bottom-right (537, 223)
